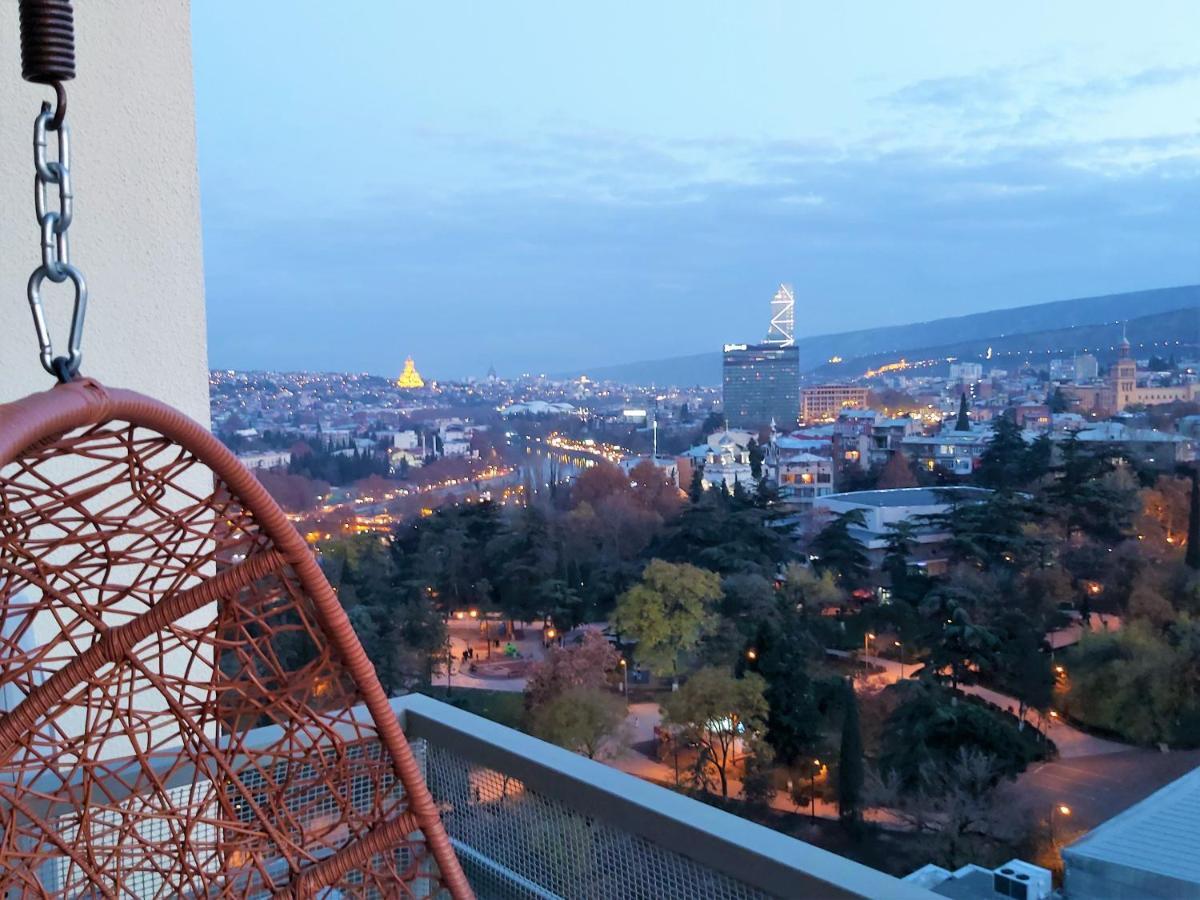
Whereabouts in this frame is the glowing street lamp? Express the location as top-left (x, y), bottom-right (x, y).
top-left (894, 640), bottom-right (905, 679)
top-left (746, 648), bottom-right (758, 661)
top-left (1051, 803), bottom-right (1071, 843)
top-left (810, 759), bottom-right (823, 824)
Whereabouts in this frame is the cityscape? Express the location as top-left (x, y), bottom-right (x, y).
top-left (1, 1), bottom-right (1200, 897)
top-left (212, 281), bottom-right (1200, 896)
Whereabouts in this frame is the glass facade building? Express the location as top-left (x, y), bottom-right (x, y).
top-left (722, 343), bottom-right (800, 429)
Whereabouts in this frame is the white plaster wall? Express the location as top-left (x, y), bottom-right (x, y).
top-left (0, 0), bottom-right (208, 425)
top-left (0, 2), bottom-right (212, 762)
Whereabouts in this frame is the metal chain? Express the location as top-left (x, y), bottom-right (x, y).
top-left (27, 99), bottom-right (87, 381)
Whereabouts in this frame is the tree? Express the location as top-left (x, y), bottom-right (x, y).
top-left (530, 686), bottom-right (627, 759)
top-left (955, 393), bottom-right (971, 431)
top-left (1041, 432), bottom-right (1136, 542)
top-left (748, 438), bottom-right (764, 480)
top-left (881, 521), bottom-right (921, 604)
top-left (613, 560), bottom-right (721, 681)
top-left (750, 617), bottom-right (818, 764)
top-left (778, 562), bottom-right (845, 616)
top-left (628, 459), bottom-right (682, 518)
top-left (1066, 618), bottom-right (1200, 747)
top-left (920, 587), bottom-right (999, 689)
top-left (991, 611), bottom-right (1053, 727)
top-left (877, 452), bottom-right (918, 489)
top-left (1188, 468), bottom-right (1200, 570)
top-left (976, 411), bottom-right (1027, 490)
top-left (663, 667), bottom-right (768, 798)
top-left (869, 748), bottom-right (1018, 870)
top-left (879, 681), bottom-right (1047, 793)
top-left (740, 738), bottom-right (777, 810)
top-left (688, 467), bottom-right (705, 502)
top-left (810, 509), bottom-right (869, 585)
top-left (571, 462), bottom-right (631, 509)
top-left (525, 630), bottom-right (620, 709)
top-left (838, 679), bottom-right (865, 826)
top-left (1048, 386), bottom-right (1069, 413)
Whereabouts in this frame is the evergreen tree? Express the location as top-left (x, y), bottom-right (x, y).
top-left (688, 467), bottom-right (705, 502)
top-left (754, 619), bottom-right (818, 764)
top-left (976, 411), bottom-right (1028, 490)
top-left (1187, 467), bottom-right (1200, 570)
top-left (748, 438), bottom-right (764, 480)
top-left (810, 509), bottom-right (869, 585)
top-left (1048, 386), bottom-right (1069, 413)
top-left (955, 393), bottom-right (971, 431)
top-left (838, 679), bottom-right (864, 827)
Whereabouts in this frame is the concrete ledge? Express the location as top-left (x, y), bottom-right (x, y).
top-left (392, 692), bottom-right (937, 899)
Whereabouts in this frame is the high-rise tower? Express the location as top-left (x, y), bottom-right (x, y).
top-left (764, 283), bottom-right (795, 346)
top-left (722, 284), bottom-right (801, 429)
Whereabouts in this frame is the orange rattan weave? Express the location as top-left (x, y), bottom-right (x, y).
top-left (0, 380), bottom-right (472, 898)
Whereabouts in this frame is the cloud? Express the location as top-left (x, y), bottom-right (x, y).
top-left (202, 125), bottom-right (1200, 378)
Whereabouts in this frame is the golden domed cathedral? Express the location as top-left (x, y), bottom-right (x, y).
top-left (396, 356), bottom-right (425, 389)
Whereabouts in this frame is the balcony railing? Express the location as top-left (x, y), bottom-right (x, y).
top-left (393, 693), bottom-right (936, 900)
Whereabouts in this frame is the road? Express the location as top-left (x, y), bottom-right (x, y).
top-left (1003, 748), bottom-right (1200, 833)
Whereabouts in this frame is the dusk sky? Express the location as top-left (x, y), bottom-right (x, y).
top-left (192, 2), bottom-right (1200, 380)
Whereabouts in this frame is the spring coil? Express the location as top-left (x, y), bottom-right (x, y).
top-left (18, 0), bottom-right (76, 85)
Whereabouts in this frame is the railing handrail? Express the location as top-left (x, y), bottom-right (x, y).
top-left (393, 692), bottom-right (937, 900)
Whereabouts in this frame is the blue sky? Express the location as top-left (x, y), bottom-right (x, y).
top-left (192, 2), bottom-right (1200, 379)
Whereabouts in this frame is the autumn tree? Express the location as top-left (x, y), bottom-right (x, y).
top-left (663, 667), bottom-right (768, 798)
top-left (571, 462), bottom-right (631, 508)
top-left (628, 459), bottom-right (682, 518)
top-left (877, 452), bottom-right (918, 490)
top-left (613, 560), bottom-right (721, 682)
top-left (525, 630), bottom-right (620, 709)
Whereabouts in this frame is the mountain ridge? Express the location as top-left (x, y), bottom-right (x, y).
top-left (564, 285), bottom-right (1200, 386)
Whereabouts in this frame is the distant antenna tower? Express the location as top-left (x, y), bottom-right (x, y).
top-left (764, 283), bottom-right (795, 346)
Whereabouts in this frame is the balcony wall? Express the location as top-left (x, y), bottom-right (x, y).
top-left (0, 0), bottom-right (208, 422)
top-left (394, 694), bottom-right (936, 900)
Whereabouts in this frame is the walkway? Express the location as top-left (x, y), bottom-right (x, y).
top-left (836, 649), bottom-right (1128, 759)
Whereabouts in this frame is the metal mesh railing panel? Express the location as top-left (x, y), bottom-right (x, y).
top-left (422, 742), bottom-right (772, 900)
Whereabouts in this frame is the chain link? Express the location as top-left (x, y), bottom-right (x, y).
top-left (27, 100), bottom-right (86, 380)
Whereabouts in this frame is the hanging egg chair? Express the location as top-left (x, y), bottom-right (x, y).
top-left (0, 380), bottom-right (472, 897)
top-left (0, 2), bottom-right (472, 896)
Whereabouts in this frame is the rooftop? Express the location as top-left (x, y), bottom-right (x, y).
top-left (822, 486), bottom-right (993, 508)
top-left (1064, 764), bottom-right (1200, 891)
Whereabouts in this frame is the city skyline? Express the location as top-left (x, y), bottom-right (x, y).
top-left (194, 2), bottom-right (1200, 378)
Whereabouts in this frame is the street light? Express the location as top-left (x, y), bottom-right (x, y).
top-left (810, 759), bottom-right (822, 824)
top-left (862, 632), bottom-right (875, 683)
top-left (619, 658), bottom-right (629, 707)
top-left (746, 648), bottom-right (757, 661)
top-left (894, 640), bottom-right (905, 679)
top-left (1051, 803), bottom-right (1071, 844)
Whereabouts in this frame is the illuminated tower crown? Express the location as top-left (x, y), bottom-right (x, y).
top-left (396, 356), bottom-right (425, 389)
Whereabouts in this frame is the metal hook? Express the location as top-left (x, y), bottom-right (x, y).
top-left (47, 82), bottom-right (66, 132)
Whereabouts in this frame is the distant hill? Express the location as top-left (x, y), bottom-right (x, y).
top-left (807, 306), bottom-right (1200, 381)
top-left (567, 285), bottom-right (1200, 386)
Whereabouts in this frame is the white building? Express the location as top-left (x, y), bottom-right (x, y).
top-left (813, 487), bottom-right (993, 571)
top-left (701, 431), bottom-right (753, 491)
top-left (899, 430), bottom-right (993, 476)
top-left (948, 361), bottom-right (983, 383)
top-left (236, 449), bottom-right (292, 471)
top-left (773, 452), bottom-right (834, 505)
